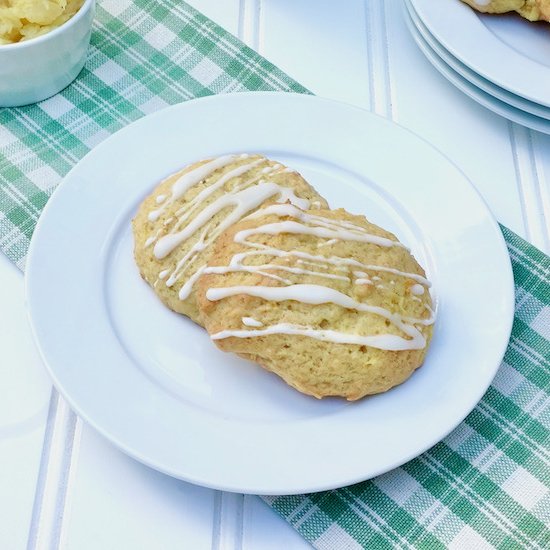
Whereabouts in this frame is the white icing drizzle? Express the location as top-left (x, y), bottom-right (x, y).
top-left (204, 264), bottom-right (292, 284)
top-left (168, 160), bottom-right (265, 237)
top-left (155, 194), bottom-right (166, 204)
top-left (207, 284), bottom-right (425, 327)
top-left (318, 238), bottom-right (338, 248)
top-left (164, 226), bottom-right (209, 287)
top-left (235, 220), bottom-right (400, 249)
top-left (244, 204), bottom-right (405, 249)
top-left (297, 258), bottom-right (346, 272)
top-left (152, 162), bottom-right (293, 288)
top-left (144, 156), bottom-right (319, 301)
top-left (178, 266), bottom-right (207, 300)
top-left (205, 204), bottom-right (434, 351)
top-left (204, 263), bottom-right (348, 282)
top-left (211, 323), bottom-right (424, 351)
top-left (148, 155), bottom-right (236, 222)
top-left (403, 304), bottom-right (435, 326)
top-left (410, 284), bottom-right (425, 296)
top-left (363, 266), bottom-right (428, 285)
top-left (234, 213), bottom-right (430, 286)
top-left (242, 317), bottom-right (263, 327)
top-left (154, 182), bottom-right (310, 260)
top-left (206, 284), bottom-right (432, 350)
top-left (148, 227), bottom-right (165, 246)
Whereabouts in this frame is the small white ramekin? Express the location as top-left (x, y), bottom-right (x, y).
top-left (0, 0), bottom-right (96, 107)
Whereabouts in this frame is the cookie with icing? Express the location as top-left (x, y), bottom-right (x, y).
top-left (196, 205), bottom-right (435, 401)
top-left (461, 0), bottom-right (550, 22)
top-left (132, 154), bottom-right (328, 325)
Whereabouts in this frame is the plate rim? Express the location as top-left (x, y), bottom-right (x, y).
top-left (405, 0), bottom-right (550, 121)
top-left (25, 91), bottom-right (515, 494)
top-left (410, 0), bottom-right (550, 107)
top-left (403, 5), bottom-right (550, 134)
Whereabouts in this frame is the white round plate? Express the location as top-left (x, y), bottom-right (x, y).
top-left (406, 0), bottom-right (550, 121)
top-left (410, 0), bottom-right (550, 108)
top-left (404, 6), bottom-right (550, 135)
top-left (26, 92), bottom-right (514, 495)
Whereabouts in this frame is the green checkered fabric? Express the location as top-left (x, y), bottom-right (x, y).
top-left (264, 226), bottom-right (550, 549)
top-left (1, 1), bottom-right (548, 549)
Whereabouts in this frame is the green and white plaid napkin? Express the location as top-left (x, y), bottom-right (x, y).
top-left (1, 1), bottom-right (548, 548)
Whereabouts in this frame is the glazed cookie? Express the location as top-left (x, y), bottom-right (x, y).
top-left (461, 0), bottom-right (550, 22)
top-left (517, 0), bottom-right (550, 20)
top-left (132, 154), bottom-right (328, 324)
top-left (196, 204), bottom-right (435, 401)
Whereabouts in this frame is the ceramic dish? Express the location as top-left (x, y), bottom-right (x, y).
top-left (0, 0), bottom-right (95, 107)
top-left (404, 5), bottom-right (550, 135)
top-left (25, 92), bottom-right (514, 495)
top-left (410, 0), bottom-right (550, 108)
top-left (406, 0), bottom-right (550, 121)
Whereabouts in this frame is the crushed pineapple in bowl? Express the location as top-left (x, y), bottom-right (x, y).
top-left (0, 0), bottom-right (95, 106)
top-left (0, 0), bottom-right (85, 44)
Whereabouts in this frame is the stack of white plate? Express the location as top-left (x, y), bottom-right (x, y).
top-left (405, 0), bottom-right (550, 134)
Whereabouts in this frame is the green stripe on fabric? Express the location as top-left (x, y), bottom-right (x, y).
top-left (504, 340), bottom-right (548, 391)
top-left (267, 495), bottom-right (334, 544)
top-left (511, 260), bottom-right (550, 304)
top-left (509, 321), bottom-right (550, 366)
top-left (405, 448), bottom-right (541, 549)
top-left (502, 225), bottom-right (550, 275)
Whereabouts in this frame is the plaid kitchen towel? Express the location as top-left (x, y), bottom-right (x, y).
top-left (0, 1), bottom-right (548, 548)
top-left (265, 225), bottom-right (550, 549)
